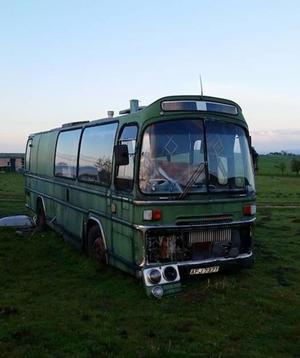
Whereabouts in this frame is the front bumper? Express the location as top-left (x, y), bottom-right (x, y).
top-left (142, 252), bottom-right (253, 297)
top-left (177, 252), bottom-right (254, 276)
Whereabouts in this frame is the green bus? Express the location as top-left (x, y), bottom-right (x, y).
top-left (25, 95), bottom-right (256, 298)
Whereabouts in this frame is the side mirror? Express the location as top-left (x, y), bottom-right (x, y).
top-left (114, 144), bottom-right (129, 166)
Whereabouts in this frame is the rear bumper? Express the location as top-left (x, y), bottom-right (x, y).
top-left (177, 252), bottom-right (253, 276)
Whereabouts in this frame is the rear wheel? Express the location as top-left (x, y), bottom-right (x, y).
top-left (36, 202), bottom-right (46, 229)
top-left (87, 225), bottom-right (107, 265)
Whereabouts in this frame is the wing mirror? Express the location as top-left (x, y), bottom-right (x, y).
top-left (114, 144), bottom-right (129, 166)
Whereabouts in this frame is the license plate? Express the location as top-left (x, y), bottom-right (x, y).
top-left (190, 266), bottom-right (220, 275)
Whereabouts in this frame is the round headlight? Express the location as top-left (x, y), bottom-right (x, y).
top-left (151, 286), bottom-right (164, 299)
top-left (148, 269), bottom-right (161, 284)
top-left (163, 266), bottom-right (178, 282)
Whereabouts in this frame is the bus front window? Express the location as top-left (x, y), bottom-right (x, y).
top-left (206, 121), bottom-right (255, 192)
top-left (139, 119), bottom-right (255, 195)
top-left (139, 120), bottom-right (206, 194)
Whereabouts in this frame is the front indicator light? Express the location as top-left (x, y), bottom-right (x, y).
top-left (243, 204), bottom-right (256, 216)
top-left (143, 209), bottom-right (162, 221)
top-left (148, 269), bottom-right (161, 284)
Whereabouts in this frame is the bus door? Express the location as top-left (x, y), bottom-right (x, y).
top-left (111, 125), bottom-right (138, 268)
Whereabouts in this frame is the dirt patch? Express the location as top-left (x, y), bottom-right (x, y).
top-left (182, 288), bottom-right (210, 304)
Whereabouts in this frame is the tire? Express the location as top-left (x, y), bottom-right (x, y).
top-left (36, 202), bottom-right (46, 229)
top-left (87, 225), bottom-right (107, 265)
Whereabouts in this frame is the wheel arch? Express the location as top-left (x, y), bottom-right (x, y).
top-left (36, 196), bottom-right (46, 216)
top-left (85, 216), bottom-right (108, 252)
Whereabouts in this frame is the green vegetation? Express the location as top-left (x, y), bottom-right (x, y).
top-left (0, 163), bottom-right (300, 357)
top-left (256, 176), bottom-right (300, 205)
top-left (256, 154), bottom-right (300, 205)
top-left (258, 154), bottom-right (300, 176)
top-left (291, 158), bottom-right (300, 175)
top-left (0, 173), bottom-right (26, 216)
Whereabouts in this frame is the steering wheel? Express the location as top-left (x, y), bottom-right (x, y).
top-left (156, 166), bottom-right (183, 193)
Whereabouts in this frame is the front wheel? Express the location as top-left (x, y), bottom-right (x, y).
top-left (87, 226), bottom-right (107, 265)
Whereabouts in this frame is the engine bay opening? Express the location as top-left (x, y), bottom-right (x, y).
top-left (146, 227), bottom-right (252, 264)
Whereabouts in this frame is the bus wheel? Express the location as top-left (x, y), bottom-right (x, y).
top-left (87, 225), bottom-right (106, 265)
top-left (36, 202), bottom-right (46, 229)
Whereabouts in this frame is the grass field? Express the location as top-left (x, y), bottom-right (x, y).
top-left (0, 173), bottom-right (26, 217)
top-left (258, 154), bottom-right (300, 176)
top-left (0, 163), bottom-right (300, 357)
top-left (256, 175), bottom-right (300, 205)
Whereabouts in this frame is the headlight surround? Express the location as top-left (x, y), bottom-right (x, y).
top-left (163, 266), bottom-right (178, 282)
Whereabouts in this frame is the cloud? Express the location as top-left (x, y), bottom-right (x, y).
top-left (251, 129), bottom-right (300, 153)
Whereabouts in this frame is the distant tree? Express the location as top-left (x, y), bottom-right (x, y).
top-left (95, 157), bottom-right (112, 182)
top-left (275, 161), bottom-right (286, 175)
top-left (291, 158), bottom-right (300, 175)
top-left (251, 146), bottom-right (259, 172)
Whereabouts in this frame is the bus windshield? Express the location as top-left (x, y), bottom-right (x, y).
top-left (139, 119), bottom-right (255, 195)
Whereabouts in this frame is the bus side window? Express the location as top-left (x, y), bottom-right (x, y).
top-left (78, 122), bottom-right (118, 186)
top-left (115, 125), bottom-right (138, 191)
top-left (55, 129), bottom-right (81, 179)
top-left (25, 138), bottom-right (33, 172)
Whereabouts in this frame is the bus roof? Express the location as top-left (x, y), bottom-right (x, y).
top-left (28, 95), bottom-right (246, 137)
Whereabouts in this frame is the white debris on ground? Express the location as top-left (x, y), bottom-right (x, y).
top-left (0, 215), bottom-right (35, 228)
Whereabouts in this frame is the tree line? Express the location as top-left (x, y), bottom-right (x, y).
top-left (275, 158), bottom-right (300, 175)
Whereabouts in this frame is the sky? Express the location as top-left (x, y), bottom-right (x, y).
top-left (1, 0), bottom-right (300, 153)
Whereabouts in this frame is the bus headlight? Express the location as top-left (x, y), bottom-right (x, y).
top-left (163, 266), bottom-right (178, 282)
top-left (148, 269), bottom-right (161, 284)
top-left (151, 286), bottom-right (164, 298)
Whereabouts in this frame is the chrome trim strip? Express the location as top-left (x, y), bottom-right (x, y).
top-left (111, 194), bottom-right (131, 202)
top-left (134, 218), bottom-right (255, 232)
top-left (176, 252), bottom-right (252, 267)
top-left (25, 186), bottom-right (136, 229)
top-left (25, 173), bottom-right (133, 203)
top-left (25, 186), bottom-right (88, 214)
top-left (133, 196), bottom-right (255, 205)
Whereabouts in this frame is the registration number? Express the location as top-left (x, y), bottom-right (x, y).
top-left (190, 266), bottom-right (220, 275)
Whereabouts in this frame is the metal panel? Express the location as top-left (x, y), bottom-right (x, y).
top-left (189, 229), bottom-right (231, 244)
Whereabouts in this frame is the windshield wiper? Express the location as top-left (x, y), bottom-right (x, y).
top-left (179, 162), bottom-right (206, 199)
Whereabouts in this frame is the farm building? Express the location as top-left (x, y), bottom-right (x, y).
top-left (0, 153), bottom-right (24, 172)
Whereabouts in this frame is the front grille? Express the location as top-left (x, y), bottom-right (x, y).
top-left (189, 229), bottom-right (231, 245)
top-left (176, 215), bottom-right (232, 226)
top-left (146, 227), bottom-right (252, 264)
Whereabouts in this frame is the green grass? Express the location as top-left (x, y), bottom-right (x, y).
top-left (256, 176), bottom-right (300, 205)
top-left (0, 172), bottom-right (25, 200)
top-left (258, 154), bottom-right (300, 176)
top-left (1, 172), bottom-right (300, 357)
top-left (255, 154), bottom-right (300, 206)
top-left (0, 173), bottom-right (26, 217)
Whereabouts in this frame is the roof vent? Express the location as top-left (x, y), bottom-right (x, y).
top-left (107, 111), bottom-right (114, 118)
top-left (130, 99), bottom-right (139, 113)
top-left (119, 99), bottom-right (146, 115)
